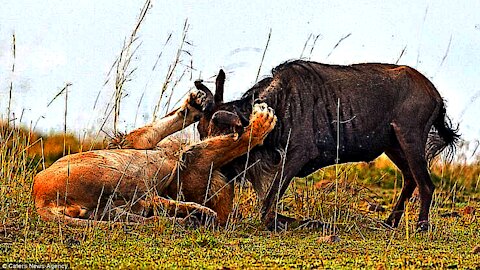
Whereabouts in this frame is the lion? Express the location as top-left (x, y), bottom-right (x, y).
top-left (33, 86), bottom-right (277, 226)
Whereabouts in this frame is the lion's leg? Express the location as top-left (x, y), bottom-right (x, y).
top-left (167, 103), bottom-right (276, 225)
top-left (205, 172), bottom-right (234, 225)
top-left (141, 196), bottom-right (217, 224)
top-left (38, 206), bottom-right (190, 226)
top-left (37, 198), bottom-right (202, 226)
top-left (186, 103), bottom-right (277, 170)
top-left (109, 89), bottom-right (212, 149)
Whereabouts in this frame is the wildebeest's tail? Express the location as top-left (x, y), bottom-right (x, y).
top-left (426, 104), bottom-right (460, 162)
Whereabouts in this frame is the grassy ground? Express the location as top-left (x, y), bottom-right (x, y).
top-left (1, 123), bottom-right (479, 269)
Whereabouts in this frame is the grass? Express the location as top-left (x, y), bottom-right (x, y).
top-left (2, 223), bottom-right (478, 268)
top-left (1, 122), bottom-right (479, 268)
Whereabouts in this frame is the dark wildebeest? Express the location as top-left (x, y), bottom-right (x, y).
top-left (195, 60), bottom-right (459, 231)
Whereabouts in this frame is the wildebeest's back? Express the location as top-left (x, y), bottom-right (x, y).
top-left (257, 61), bottom-right (438, 176)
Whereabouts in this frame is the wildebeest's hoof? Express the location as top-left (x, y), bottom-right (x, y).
top-left (264, 213), bottom-right (331, 232)
top-left (416, 220), bottom-right (432, 232)
top-left (183, 213), bottom-right (216, 229)
top-left (264, 213), bottom-right (296, 232)
top-left (380, 218), bottom-right (398, 230)
top-left (266, 219), bottom-right (288, 232)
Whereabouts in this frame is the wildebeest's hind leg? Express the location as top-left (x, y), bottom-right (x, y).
top-left (391, 122), bottom-right (435, 231)
top-left (384, 147), bottom-right (417, 228)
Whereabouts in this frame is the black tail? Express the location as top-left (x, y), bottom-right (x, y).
top-left (426, 105), bottom-right (460, 162)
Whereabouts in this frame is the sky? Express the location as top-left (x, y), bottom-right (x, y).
top-left (1, 1), bottom-right (479, 149)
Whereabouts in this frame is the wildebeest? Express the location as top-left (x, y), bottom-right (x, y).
top-left (197, 60), bottom-right (459, 231)
top-left (33, 89), bottom-right (277, 226)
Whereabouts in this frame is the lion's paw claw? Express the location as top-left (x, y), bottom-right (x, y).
top-left (249, 103), bottom-right (277, 141)
top-left (188, 90), bottom-right (211, 111)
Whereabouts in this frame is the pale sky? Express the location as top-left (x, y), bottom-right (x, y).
top-left (1, 1), bottom-right (479, 147)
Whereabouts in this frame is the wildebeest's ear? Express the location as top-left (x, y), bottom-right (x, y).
top-left (215, 69), bottom-right (225, 104)
top-left (194, 79), bottom-right (214, 112)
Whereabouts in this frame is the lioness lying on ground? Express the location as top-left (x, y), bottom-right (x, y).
top-left (33, 86), bottom-right (277, 226)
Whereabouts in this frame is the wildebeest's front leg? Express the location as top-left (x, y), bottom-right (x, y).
top-left (261, 161), bottom-right (325, 231)
top-left (109, 89), bottom-right (212, 149)
top-left (167, 103), bottom-right (277, 225)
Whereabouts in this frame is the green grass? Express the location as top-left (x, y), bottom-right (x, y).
top-left (1, 123), bottom-right (479, 269)
top-left (1, 214), bottom-right (479, 268)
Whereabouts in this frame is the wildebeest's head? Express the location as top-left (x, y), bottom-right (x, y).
top-left (195, 70), bottom-right (248, 139)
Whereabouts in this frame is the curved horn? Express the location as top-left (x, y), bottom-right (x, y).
top-left (215, 69), bottom-right (225, 104)
top-left (194, 79), bottom-right (212, 95)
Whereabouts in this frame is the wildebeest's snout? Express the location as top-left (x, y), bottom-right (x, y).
top-left (208, 110), bottom-right (244, 139)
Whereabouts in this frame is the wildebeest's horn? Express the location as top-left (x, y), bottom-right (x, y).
top-left (215, 69), bottom-right (225, 104)
top-left (194, 79), bottom-right (212, 95)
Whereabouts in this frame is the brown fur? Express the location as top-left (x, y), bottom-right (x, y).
top-left (33, 89), bottom-right (277, 226)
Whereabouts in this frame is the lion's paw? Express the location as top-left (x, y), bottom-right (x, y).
top-left (107, 132), bottom-right (132, 149)
top-left (186, 89), bottom-right (211, 112)
top-left (249, 103), bottom-right (277, 142)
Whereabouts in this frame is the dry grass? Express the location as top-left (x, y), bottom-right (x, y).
top-left (1, 122), bottom-right (479, 268)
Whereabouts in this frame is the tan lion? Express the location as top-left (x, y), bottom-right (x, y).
top-left (33, 82), bottom-right (277, 226)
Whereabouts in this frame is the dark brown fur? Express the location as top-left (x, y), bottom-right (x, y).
top-left (198, 60), bottom-right (459, 231)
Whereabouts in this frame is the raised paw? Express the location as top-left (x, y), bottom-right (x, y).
top-left (106, 132), bottom-right (131, 149)
top-left (248, 103), bottom-right (277, 143)
top-left (186, 89), bottom-right (213, 112)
